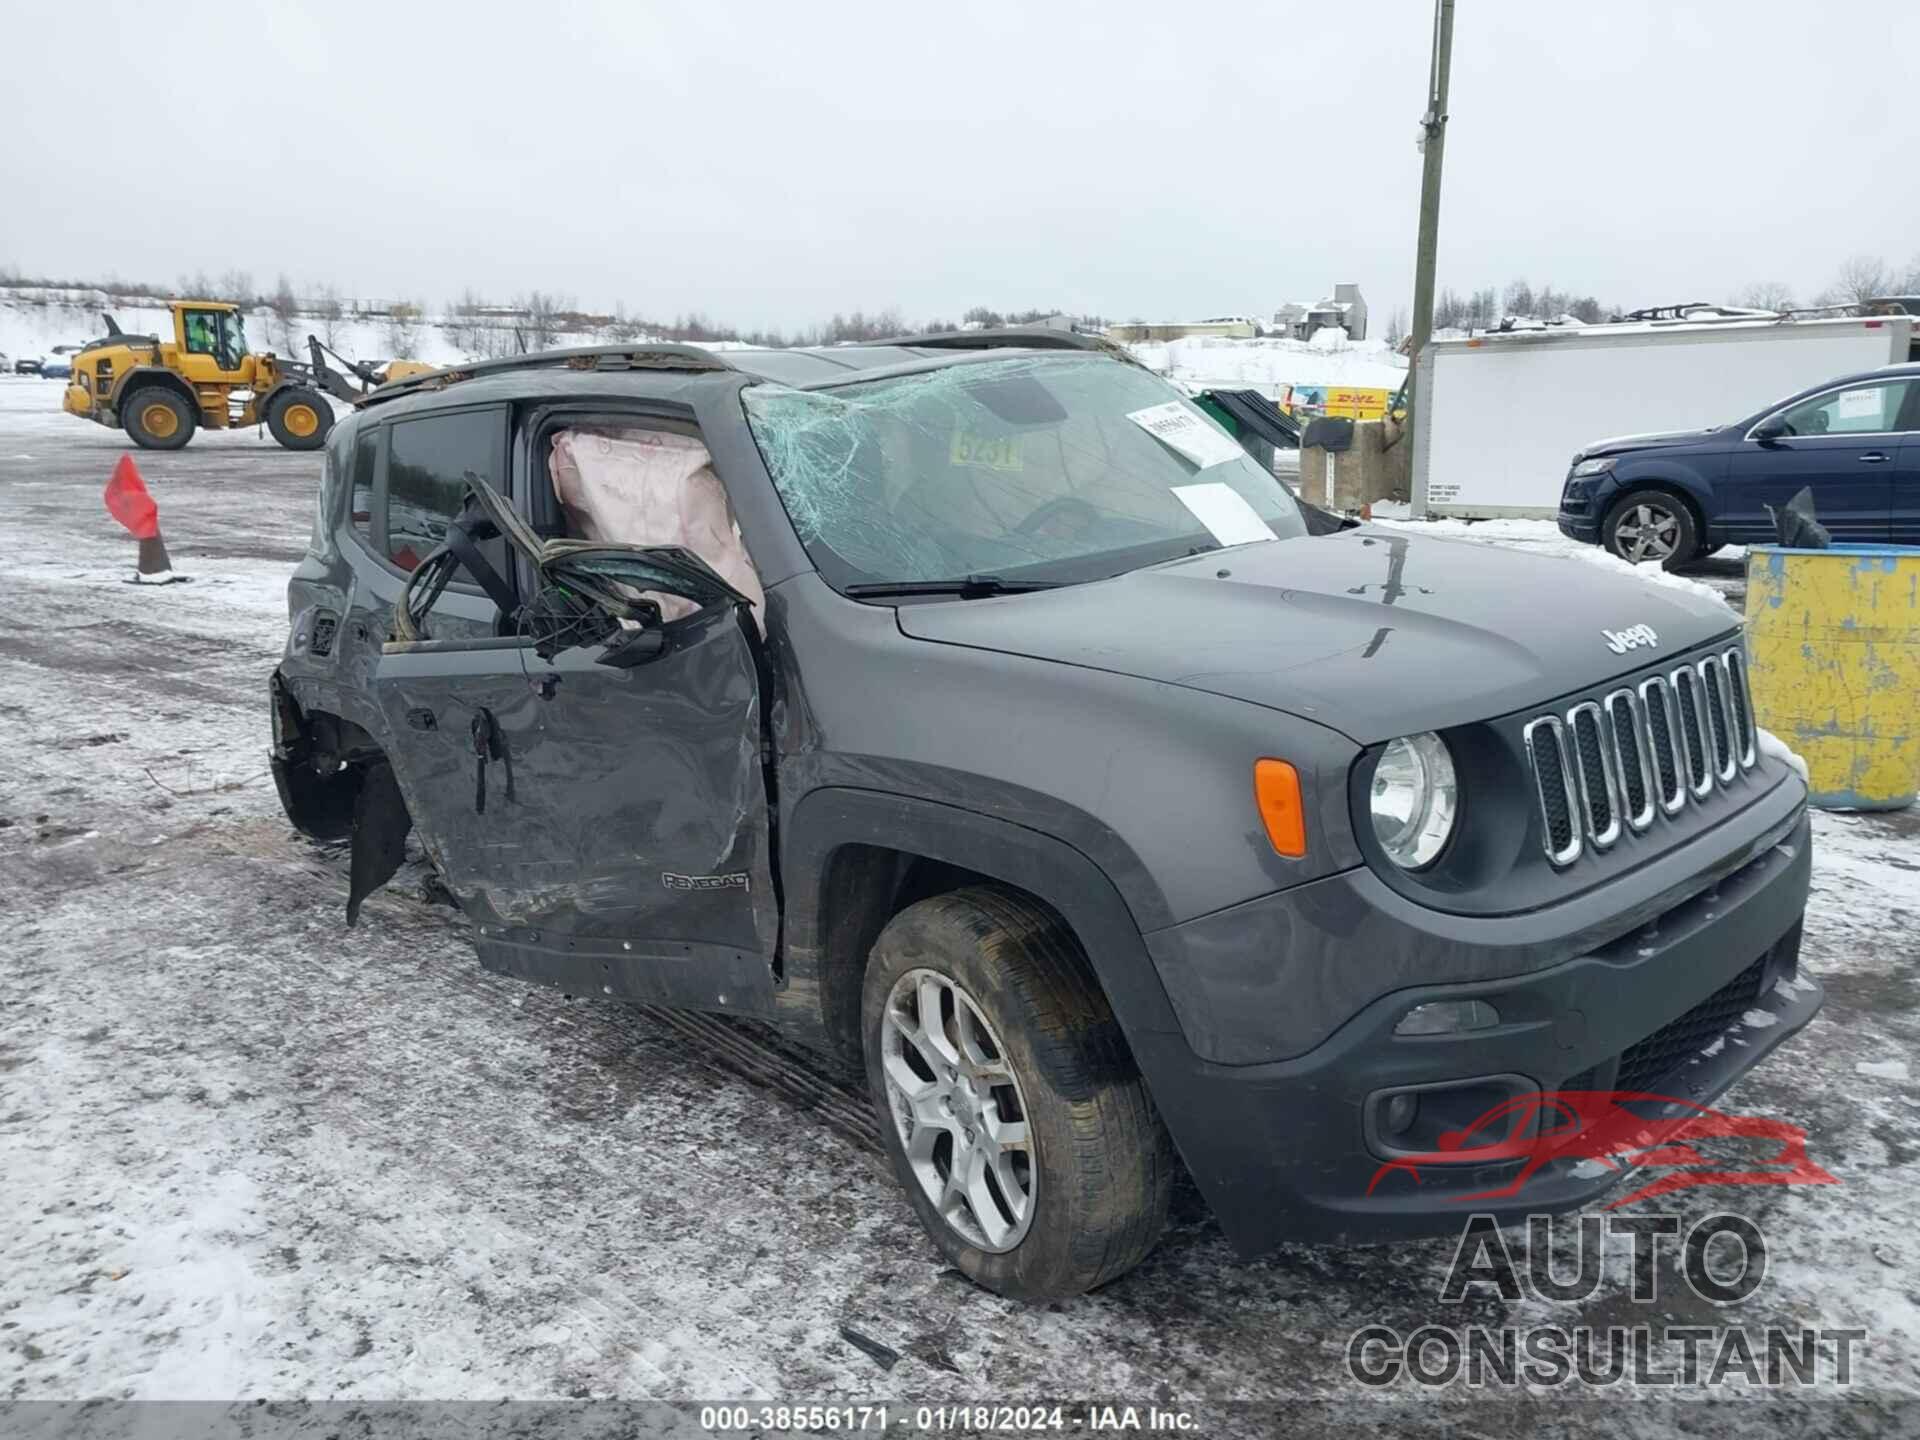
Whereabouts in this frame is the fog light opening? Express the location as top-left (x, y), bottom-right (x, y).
top-left (1394, 999), bottom-right (1501, 1037)
top-left (1383, 1092), bottom-right (1418, 1137)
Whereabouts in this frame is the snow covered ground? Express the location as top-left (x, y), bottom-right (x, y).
top-left (0, 379), bottom-right (1916, 1432)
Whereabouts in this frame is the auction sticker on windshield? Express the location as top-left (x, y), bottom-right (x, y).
top-left (1171, 481), bottom-right (1277, 547)
top-left (1127, 400), bottom-right (1245, 470)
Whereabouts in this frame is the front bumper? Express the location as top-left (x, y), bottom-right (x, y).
top-left (1556, 511), bottom-right (1601, 543)
top-left (1135, 799), bottom-right (1816, 1257)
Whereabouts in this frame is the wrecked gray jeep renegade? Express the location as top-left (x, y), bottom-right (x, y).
top-left (271, 331), bottom-right (1818, 1299)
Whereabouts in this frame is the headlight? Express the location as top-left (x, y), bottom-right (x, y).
top-left (1570, 456), bottom-right (1615, 478)
top-left (1369, 732), bottom-right (1458, 870)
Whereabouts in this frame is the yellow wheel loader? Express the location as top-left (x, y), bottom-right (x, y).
top-left (62, 301), bottom-right (438, 452)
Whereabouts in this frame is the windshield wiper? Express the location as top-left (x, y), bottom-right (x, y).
top-left (843, 575), bottom-right (1062, 600)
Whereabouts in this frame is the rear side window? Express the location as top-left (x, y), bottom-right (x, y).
top-left (349, 427), bottom-right (377, 540)
top-left (312, 424), bottom-right (350, 562)
top-left (385, 410), bottom-right (504, 572)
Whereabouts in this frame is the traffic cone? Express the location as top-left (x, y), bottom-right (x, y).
top-left (104, 455), bottom-right (178, 583)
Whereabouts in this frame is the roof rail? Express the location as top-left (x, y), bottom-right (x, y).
top-left (359, 343), bottom-right (736, 408)
top-left (880, 326), bottom-right (1144, 368)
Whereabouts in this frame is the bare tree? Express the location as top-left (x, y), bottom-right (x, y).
top-left (1735, 281), bottom-right (1796, 313)
top-left (314, 284), bottom-right (345, 348)
top-left (384, 299), bottom-right (426, 359)
top-left (263, 274), bottom-right (300, 354)
top-left (513, 290), bottom-right (564, 350)
top-left (1831, 254), bottom-right (1891, 306)
top-left (1384, 307), bottom-right (1409, 348)
top-left (217, 269), bottom-right (255, 305)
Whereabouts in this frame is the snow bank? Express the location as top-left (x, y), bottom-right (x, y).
top-left (1127, 333), bottom-right (1408, 397)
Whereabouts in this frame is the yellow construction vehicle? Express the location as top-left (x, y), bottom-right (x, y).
top-left (62, 301), bottom-right (438, 452)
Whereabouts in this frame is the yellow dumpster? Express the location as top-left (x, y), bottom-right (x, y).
top-left (1745, 544), bottom-right (1920, 810)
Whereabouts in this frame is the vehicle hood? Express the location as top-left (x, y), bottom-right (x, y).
top-left (1572, 427), bottom-right (1720, 463)
top-left (894, 529), bottom-right (1738, 742)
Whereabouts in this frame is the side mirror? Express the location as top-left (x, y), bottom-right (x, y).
top-left (595, 627), bottom-right (667, 669)
top-left (1752, 416), bottom-right (1790, 443)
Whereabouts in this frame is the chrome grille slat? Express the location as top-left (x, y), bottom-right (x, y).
top-left (1605, 687), bottom-right (1656, 832)
top-left (1671, 665), bottom-right (1714, 798)
top-left (1723, 646), bottom-right (1758, 768)
top-left (1638, 675), bottom-right (1687, 814)
top-left (1524, 716), bottom-right (1582, 867)
top-left (1698, 654), bottom-right (1738, 783)
top-left (1567, 701), bottom-right (1622, 848)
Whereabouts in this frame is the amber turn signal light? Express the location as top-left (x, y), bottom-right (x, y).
top-left (1254, 759), bottom-right (1307, 858)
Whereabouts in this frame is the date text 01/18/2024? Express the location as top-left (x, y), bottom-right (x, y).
top-left (697, 1404), bottom-right (1199, 1431)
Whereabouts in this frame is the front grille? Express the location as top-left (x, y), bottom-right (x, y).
top-left (1525, 645), bottom-right (1759, 866)
top-left (1615, 956), bottom-right (1769, 1093)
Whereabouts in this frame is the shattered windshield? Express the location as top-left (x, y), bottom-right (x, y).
top-left (742, 354), bottom-right (1307, 591)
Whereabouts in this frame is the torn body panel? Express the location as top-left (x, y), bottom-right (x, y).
top-left (368, 604), bottom-right (777, 975)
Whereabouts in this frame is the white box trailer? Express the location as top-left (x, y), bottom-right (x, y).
top-left (1410, 314), bottom-right (1915, 518)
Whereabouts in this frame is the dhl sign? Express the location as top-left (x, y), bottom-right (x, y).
top-left (1282, 385), bottom-right (1394, 420)
top-left (1322, 387), bottom-right (1392, 419)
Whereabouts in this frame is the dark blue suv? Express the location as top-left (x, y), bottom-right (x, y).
top-left (1557, 361), bottom-right (1920, 566)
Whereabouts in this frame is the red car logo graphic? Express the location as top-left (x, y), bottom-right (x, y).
top-left (1366, 1090), bottom-right (1837, 1208)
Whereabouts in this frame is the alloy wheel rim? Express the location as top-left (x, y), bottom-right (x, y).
top-left (880, 968), bottom-right (1036, 1253)
top-left (1615, 502), bottom-right (1680, 563)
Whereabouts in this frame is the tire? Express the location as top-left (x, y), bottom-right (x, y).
top-left (267, 387), bottom-right (333, 451)
top-left (1603, 488), bottom-right (1697, 570)
top-left (122, 387), bottom-right (196, 450)
top-left (1694, 541), bottom-right (1727, 560)
top-left (861, 886), bottom-right (1172, 1299)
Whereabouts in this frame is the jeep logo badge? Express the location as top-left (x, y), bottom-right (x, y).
top-left (1602, 624), bottom-right (1659, 655)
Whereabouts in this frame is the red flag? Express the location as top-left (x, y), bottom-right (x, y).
top-left (104, 454), bottom-right (160, 541)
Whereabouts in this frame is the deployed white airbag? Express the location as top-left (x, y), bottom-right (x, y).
top-left (549, 426), bottom-right (764, 624)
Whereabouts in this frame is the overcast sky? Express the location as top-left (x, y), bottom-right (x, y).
top-left (6, 1), bottom-right (1916, 331)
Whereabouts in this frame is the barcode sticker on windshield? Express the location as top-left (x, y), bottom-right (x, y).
top-left (1127, 401), bottom-right (1245, 470)
top-left (1171, 483), bottom-right (1277, 547)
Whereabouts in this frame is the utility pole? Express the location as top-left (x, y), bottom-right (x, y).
top-left (1405, 0), bottom-right (1455, 421)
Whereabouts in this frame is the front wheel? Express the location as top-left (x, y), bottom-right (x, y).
top-left (122, 387), bottom-right (197, 450)
top-left (267, 387), bottom-right (332, 450)
top-left (862, 887), bottom-right (1172, 1299)
top-left (1603, 489), bottom-right (1697, 569)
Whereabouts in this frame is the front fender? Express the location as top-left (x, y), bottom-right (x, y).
top-left (773, 783), bottom-right (1336, 1250)
top-left (775, 780), bottom-right (1191, 1073)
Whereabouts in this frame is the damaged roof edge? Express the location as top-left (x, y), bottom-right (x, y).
top-left (359, 344), bottom-right (737, 409)
top-left (878, 327), bottom-right (1148, 369)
